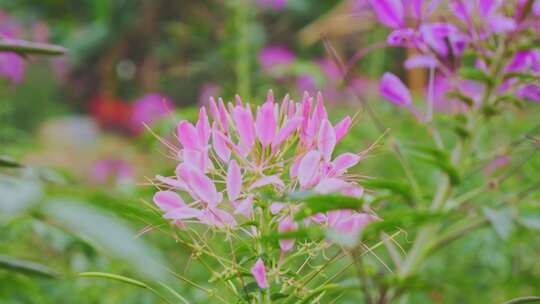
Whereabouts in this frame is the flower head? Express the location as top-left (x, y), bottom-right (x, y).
top-left (153, 90), bottom-right (371, 241)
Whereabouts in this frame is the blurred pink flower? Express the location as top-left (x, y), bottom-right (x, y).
top-left (129, 93), bottom-right (174, 134)
top-left (258, 46), bottom-right (295, 72)
top-left (484, 156), bottom-right (512, 175)
top-left (91, 159), bottom-right (134, 184)
top-left (379, 72), bottom-right (412, 107)
top-left (431, 76), bottom-right (484, 113)
top-left (517, 85), bottom-right (540, 103)
top-left (256, 0), bottom-right (287, 10)
top-left (0, 11), bottom-right (25, 84)
top-left (199, 82), bottom-right (222, 106)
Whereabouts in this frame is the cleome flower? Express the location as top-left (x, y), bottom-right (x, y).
top-left (152, 90), bottom-right (373, 249)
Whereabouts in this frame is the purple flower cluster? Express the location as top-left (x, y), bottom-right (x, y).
top-left (371, 0), bottom-right (540, 116)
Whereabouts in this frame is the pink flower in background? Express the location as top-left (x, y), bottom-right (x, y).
top-left (0, 11), bottom-right (25, 84)
top-left (484, 156), bottom-right (512, 175)
top-left (91, 159), bottom-right (134, 184)
top-left (129, 93), bottom-right (174, 134)
top-left (431, 76), bottom-right (484, 113)
top-left (0, 52), bottom-right (24, 84)
top-left (153, 90), bottom-right (372, 236)
top-left (31, 22), bottom-right (50, 43)
top-left (256, 0), bottom-right (287, 10)
top-left (258, 46), bottom-right (295, 72)
top-left (449, 0), bottom-right (516, 35)
top-left (517, 85), bottom-right (540, 103)
top-left (379, 72), bottom-right (412, 107)
top-left (317, 58), bottom-right (342, 81)
top-left (198, 82), bottom-right (222, 106)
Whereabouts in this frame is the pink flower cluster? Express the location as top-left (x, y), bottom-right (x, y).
top-left (371, 0), bottom-right (540, 115)
top-left (153, 90), bottom-right (371, 242)
top-left (153, 91), bottom-right (373, 289)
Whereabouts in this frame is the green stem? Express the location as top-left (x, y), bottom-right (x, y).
top-left (235, 0), bottom-right (250, 98)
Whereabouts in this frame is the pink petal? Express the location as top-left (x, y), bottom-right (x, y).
top-left (488, 15), bottom-right (516, 33)
top-left (196, 107), bottom-right (211, 148)
top-left (370, 0), bottom-right (405, 29)
top-left (334, 116), bottom-right (351, 143)
top-left (212, 123), bottom-right (231, 162)
top-left (156, 175), bottom-right (188, 190)
top-left (218, 98), bottom-right (229, 133)
top-left (380, 72), bottom-right (412, 107)
top-left (164, 207), bottom-right (203, 219)
top-left (334, 213), bottom-right (373, 235)
top-left (273, 117), bottom-right (302, 147)
top-left (227, 160), bottom-right (242, 201)
top-left (234, 196), bottom-right (253, 218)
top-left (298, 151), bottom-right (321, 187)
top-left (182, 149), bottom-right (209, 173)
top-left (153, 191), bottom-right (185, 212)
top-left (232, 106), bottom-right (256, 148)
top-left (249, 175), bottom-right (285, 190)
top-left (479, 0), bottom-right (501, 17)
top-left (314, 178), bottom-right (350, 194)
top-left (256, 101), bottom-right (277, 147)
top-left (332, 153), bottom-right (361, 174)
top-left (270, 202), bottom-right (288, 214)
top-left (317, 119), bottom-right (336, 163)
top-left (209, 97), bottom-right (220, 124)
top-left (278, 216), bottom-right (298, 252)
top-left (404, 55), bottom-right (438, 69)
top-left (186, 169), bottom-right (219, 206)
top-left (387, 28), bottom-right (415, 46)
top-left (200, 207), bottom-right (237, 228)
top-left (289, 156), bottom-right (302, 178)
top-left (251, 258), bottom-right (268, 289)
top-left (504, 51), bottom-right (531, 73)
top-left (177, 121), bottom-right (200, 150)
top-left (342, 185), bottom-right (365, 198)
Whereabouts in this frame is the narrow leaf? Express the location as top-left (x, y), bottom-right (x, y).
top-left (0, 255), bottom-right (60, 279)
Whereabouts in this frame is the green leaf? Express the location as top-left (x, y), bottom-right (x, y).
top-left (361, 210), bottom-right (450, 239)
top-left (43, 200), bottom-right (167, 280)
top-left (271, 293), bottom-right (289, 301)
top-left (483, 207), bottom-right (514, 240)
top-left (0, 255), bottom-right (60, 279)
top-left (362, 179), bottom-right (412, 200)
top-left (502, 296), bottom-right (540, 304)
top-left (459, 67), bottom-right (493, 86)
top-left (446, 91), bottom-right (474, 107)
top-left (406, 144), bottom-right (460, 183)
top-left (0, 39), bottom-right (67, 56)
top-left (0, 155), bottom-right (23, 168)
top-left (289, 192), bottom-right (364, 220)
top-left (79, 272), bottom-right (148, 289)
top-left (265, 227), bottom-right (324, 244)
top-left (79, 273), bottom-right (178, 303)
top-left (518, 216), bottom-right (540, 230)
top-left (0, 176), bottom-right (43, 220)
